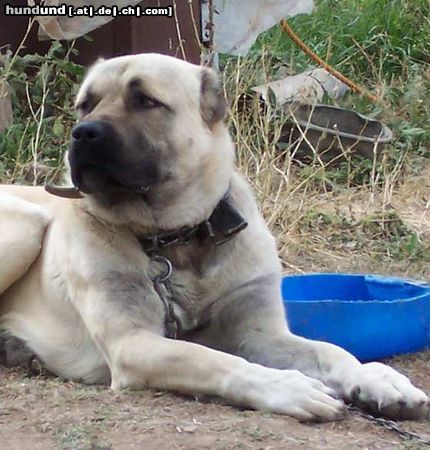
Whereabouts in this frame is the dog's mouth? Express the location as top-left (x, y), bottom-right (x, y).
top-left (71, 163), bottom-right (152, 194)
top-left (66, 120), bottom-right (159, 197)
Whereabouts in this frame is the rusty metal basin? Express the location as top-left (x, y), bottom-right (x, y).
top-left (280, 103), bottom-right (393, 163)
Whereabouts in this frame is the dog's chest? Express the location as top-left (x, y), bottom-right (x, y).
top-left (152, 243), bottom-right (213, 329)
top-left (167, 272), bottom-right (205, 331)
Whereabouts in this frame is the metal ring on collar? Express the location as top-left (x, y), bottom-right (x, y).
top-left (150, 255), bottom-right (173, 282)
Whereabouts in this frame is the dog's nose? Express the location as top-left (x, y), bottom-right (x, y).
top-left (72, 121), bottom-right (107, 142)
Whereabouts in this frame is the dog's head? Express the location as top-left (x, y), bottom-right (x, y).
top-left (68, 54), bottom-right (234, 222)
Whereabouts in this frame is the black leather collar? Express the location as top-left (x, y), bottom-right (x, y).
top-left (139, 193), bottom-right (248, 255)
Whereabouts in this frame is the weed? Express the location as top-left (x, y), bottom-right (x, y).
top-left (0, 38), bottom-right (82, 184)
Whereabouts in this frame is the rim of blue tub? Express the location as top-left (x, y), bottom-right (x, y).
top-left (281, 273), bottom-right (430, 304)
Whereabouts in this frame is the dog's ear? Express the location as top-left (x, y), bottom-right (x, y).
top-left (200, 68), bottom-right (227, 127)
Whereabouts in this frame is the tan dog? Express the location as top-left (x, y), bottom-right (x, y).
top-left (0, 54), bottom-right (428, 422)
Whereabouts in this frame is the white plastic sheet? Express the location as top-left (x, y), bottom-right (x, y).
top-left (207, 0), bottom-right (314, 55)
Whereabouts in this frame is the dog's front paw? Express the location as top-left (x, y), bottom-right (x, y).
top-left (347, 362), bottom-right (429, 420)
top-left (237, 367), bottom-right (345, 422)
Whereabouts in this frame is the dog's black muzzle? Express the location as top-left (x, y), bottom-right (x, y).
top-left (68, 120), bottom-right (158, 195)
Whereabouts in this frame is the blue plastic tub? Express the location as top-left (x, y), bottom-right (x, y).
top-left (282, 273), bottom-right (430, 361)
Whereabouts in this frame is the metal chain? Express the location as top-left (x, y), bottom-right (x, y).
top-left (150, 255), bottom-right (183, 340)
top-left (348, 406), bottom-right (430, 446)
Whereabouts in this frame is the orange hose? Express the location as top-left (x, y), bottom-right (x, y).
top-left (280, 19), bottom-right (379, 103)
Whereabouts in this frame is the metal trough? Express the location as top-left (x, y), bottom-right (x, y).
top-left (281, 103), bottom-right (393, 163)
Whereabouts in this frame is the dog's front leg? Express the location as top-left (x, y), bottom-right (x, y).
top-left (73, 276), bottom-right (343, 422)
top-left (109, 329), bottom-right (345, 423)
top-left (203, 277), bottom-right (429, 420)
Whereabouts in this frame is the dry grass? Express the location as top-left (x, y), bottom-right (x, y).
top-left (222, 52), bottom-right (429, 278)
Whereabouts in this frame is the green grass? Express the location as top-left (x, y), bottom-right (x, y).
top-left (253, 0), bottom-right (429, 78)
top-left (249, 0), bottom-right (430, 160)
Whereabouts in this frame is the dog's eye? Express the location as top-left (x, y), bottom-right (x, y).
top-left (133, 92), bottom-right (161, 110)
top-left (77, 100), bottom-right (92, 114)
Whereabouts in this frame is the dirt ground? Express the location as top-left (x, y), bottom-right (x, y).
top-left (1, 351), bottom-right (429, 450)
